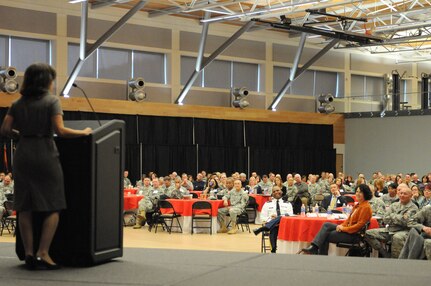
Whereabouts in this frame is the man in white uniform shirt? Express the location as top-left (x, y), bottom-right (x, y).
top-left (253, 186), bottom-right (293, 253)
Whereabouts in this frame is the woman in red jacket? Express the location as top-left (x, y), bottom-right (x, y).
top-left (302, 184), bottom-right (373, 255)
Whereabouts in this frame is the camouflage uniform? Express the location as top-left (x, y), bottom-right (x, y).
top-left (365, 201), bottom-right (418, 258)
top-left (369, 196), bottom-right (386, 217)
top-left (0, 184), bottom-right (13, 195)
top-left (218, 189), bottom-right (249, 231)
top-left (285, 185), bottom-right (298, 202)
top-left (318, 179), bottom-right (330, 196)
top-left (399, 205), bottom-right (431, 259)
top-left (380, 194), bottom-right (398, 208)
top-left (137, 185), bottom-right (152, 196)
top-left (0, 189), bottom-right (6, 220)
top-left (168, 188), bottom-right (184, 199)
top-left (258, 181), bottom-right (273, 195)
top-left (308, 183), bottom-right (322, 204)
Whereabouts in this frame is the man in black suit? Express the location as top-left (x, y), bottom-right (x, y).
top-left (321, 183), bottom-right (347, 211)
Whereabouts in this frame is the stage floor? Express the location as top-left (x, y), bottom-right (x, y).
top-left (0, 242), bottom-right (429, 286)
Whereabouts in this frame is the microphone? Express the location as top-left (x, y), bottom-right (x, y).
top-left (72, 83), bottom-right (102, 127)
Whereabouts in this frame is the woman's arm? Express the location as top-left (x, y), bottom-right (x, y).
top-left (0, 115), bottom-right (19, 138)
top-left (52, 115), bottom-right (92, 138)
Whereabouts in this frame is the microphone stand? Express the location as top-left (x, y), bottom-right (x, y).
top-left (72, 83), bottom-right (102, 127)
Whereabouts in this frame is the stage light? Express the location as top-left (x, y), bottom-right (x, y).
top-left (0, 66), bottom-right (19, 94)
top-left (317, 93), bottom-right (335, 114)
top-left (231, 87), bottom-right (249, 109)
top-left (127, 77), bottom-right (146, 102)
top-left (317, 93), bottom-right (334, 104)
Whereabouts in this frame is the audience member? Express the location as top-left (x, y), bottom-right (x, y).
top-left (192, 173), bottom-right (205, 191)
top-left (123, 170), bottom-right (132, 188)
top-left (321, 183), bottom-right (347, 211)
top-left (217, 180), bottom-right (249, 235)
top-left (399, 205), bottom-right (431, 259)
top-left (253, 186), bottom-right (293, 253)
top-left (381, 183), bottom-right (399, 207)
top-left (365, 184), bottom-right (418, 258)
top-left (302, 184), bottom-right (373, 255)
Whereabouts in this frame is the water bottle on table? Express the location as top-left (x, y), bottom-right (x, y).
top-left (300, 204), bottom-right (306, 217)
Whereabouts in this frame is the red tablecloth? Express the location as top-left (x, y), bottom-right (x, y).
top-left (162, 199), bottom-right (224, 217)
top-left (123, 195), bottom-right (144, 211)
top-left (124, 188), bottom-right (137, 195)
top-left (250, 194), bottom-right (272, 212)
top-left (278, 216), bottom-right (380, 242)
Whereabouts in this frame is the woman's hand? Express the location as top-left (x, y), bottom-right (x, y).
top-left (83, 127), bottom-right (92, 135)
top-left (336, 225), bottom-right (344, 232)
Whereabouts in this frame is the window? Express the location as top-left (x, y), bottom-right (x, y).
top-left (98, 47), bottom-right (131, 80)
top-left (351, 74), bottom-right (365, 97)
top-left (133, 51), bottom-right (165, 84)
top-left (365, 76), bottom-right (384, 98)
top-left (232, 62), bottom-right (259, 92)
top-left (315, 70), bottom-right (338, 97)
top-left (273, 66), bottom-right (291, 93)
top-left (0, 35), bottom-right (7, 67)
top-left (181, 56), bottom-right (202, 87)
top-left (67, 43), bottom-right (166, 83)
top-left (204, 59), bottom-right (231, 89)
top-left (68, 44), bottom-right (97, 77)
top-left (10, 36), bottom-right (51, 72)
top-left (291, 70), bottom-right (314, 96)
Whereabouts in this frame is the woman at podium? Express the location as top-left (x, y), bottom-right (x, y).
top-left (1, 63), bottom-right (91, 270)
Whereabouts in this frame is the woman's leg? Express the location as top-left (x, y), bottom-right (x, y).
top-left (36, 212), bottom-right (59, 264)
top-left (18, 211), bottom-right (34, 257)
top-left (312, 223), bottom-right (337, 249)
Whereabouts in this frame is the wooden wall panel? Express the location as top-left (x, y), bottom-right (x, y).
top-left (0, 92), bottom-right (344, 144)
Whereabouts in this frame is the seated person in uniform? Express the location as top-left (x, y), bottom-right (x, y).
top-left (217, 180), bottom-right (249, 235)
top-left (301, 184), bottom-right (373, 255)
top-left (169, 180), bottom-right (185, 199)
top-left (133, 179), bottom-right (164, 229)
top-left (202, 178), bottom-right (219, 198)
top-left (253, 186), bottom-right (293, 253)
top-left (1, 175), bottom-right (14, 195)
top-left (399, 205), bottom-right (431, 259)
top-left (365, 184), bottom-right (418, 258)
top-left (123, 170), bottom-right (132, 188)
top-left (321, 183), bottom-right (347, 211)
top-left (380, 183), bottom-right (399, 208)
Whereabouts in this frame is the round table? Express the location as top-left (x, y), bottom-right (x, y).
top-left (123, 194), bottom-right (144, 211)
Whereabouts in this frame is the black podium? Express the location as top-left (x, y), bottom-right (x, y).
top-left (16, 120), bottom-right (125, 266)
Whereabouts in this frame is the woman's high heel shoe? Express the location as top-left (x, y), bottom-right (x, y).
top-left (24, 255), bottom-right (36, 270)
top-left (36, 257), bottom-right (61, 270)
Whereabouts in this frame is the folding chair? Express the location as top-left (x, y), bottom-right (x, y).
top-left (1, 201), bottom-right (16, 236)
top-left (157, 200), bottom-right (182, 234)
top-left (336, 222), bottom-right (371, 256)
top-left (261, 230), bottom-right (271, 253)
top-left (246, 196), bottom-right (258, 223)
top-left (191, 201), bottom-right (212, 234)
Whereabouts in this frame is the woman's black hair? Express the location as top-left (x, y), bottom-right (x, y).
top-left (20, 63), bottom-right (56, 97)
top-left (357, 184), bottom-right (373, 200)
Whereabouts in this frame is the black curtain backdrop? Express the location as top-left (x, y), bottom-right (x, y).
top-left (195, 118), bottom-right (244, 147)
top-left (125, 144), bottom-right (140, 184)
top-left (198, 145), bottom-right (247, 175)
top-left (142, 144), bottom-right (196, 177)
top-left (249, 147), bottom-right (336, 177)
top-left (138, 116), bottom-right (193, 145)
top-left (1, 107), bottom-right (336, 177)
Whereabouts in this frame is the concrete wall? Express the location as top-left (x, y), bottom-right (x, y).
top-left (345, 116), bottom-right (431, 178)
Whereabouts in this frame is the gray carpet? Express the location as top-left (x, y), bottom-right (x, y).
top-left (0, 242), bottom-right (429, 286)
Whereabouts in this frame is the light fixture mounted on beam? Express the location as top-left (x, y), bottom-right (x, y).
top-left (231, 87), bottom-right (249, 109)
top-left (0, 66), bottom-right (19, 94)
top-left (317, 93), bottom-right (335, 114)
top-left (127, 77), bottom-right (146, 102)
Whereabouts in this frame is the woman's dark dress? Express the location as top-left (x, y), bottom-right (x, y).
top-left (8, 94), bottom-right (66, 212)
